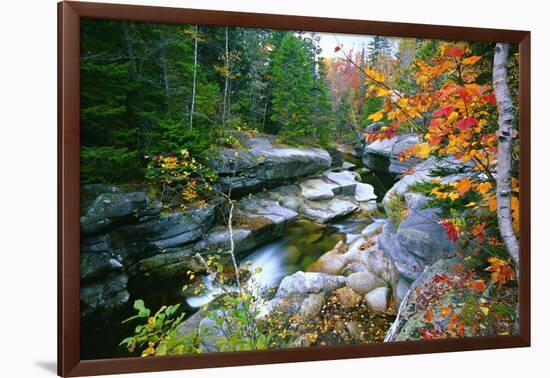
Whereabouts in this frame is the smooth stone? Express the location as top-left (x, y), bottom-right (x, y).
top-left (334, 287), bottom-right (363, 308)
top-left (300, 178), bottom-right (336, 200)
top-left (361, 220), bottom-right (386, 238)
top-left (301, 198), bottom-right (358, 223)
top-left (323, 171), bottom-right (359, 196)
top-left (379, 192), bottom-right (458, 281)
top-left (307, 241), bottom-right (348, 275)
top-left (367, 249), bottom-right (399, 283)
top-left (346, 271), bottom-right (387, 295)
top-left (354, 183), bottom-right (377, 202)
top-left (276, 271), bottom-right (347, 298)
top-left (364, 287), bottom-right (390, 313)
top-left (298, 292), bottom-right (327, 322)
top-left (341, 261), bottom-right (372, 276)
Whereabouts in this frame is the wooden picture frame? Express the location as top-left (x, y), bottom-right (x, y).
top-left (58, 1), bottom-right (531, 376)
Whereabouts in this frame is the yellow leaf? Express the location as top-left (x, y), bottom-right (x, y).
top-left (368, 111), bottom-right (384, 122)
top-left (480, 307), bottom-right (489, 316)
top-left (465, 201), bottom-right (477, 207)
top-left (415, 143), bottom-right (432, 158)
top-left (477, 182), bottom-right (492, 194)
top-left (141, 342), bottom-right (156, 357)
top-left (462, 56), bottom-right (481, 65)
top-left (374, 86), bottom-right (391, 97)
top-left (448, 111), bottom-right (459, 124)
top-left (511, 196), bottom-right (520, 232)
top-left (387, 110), bottom-right (400, 120)
top-left (431, 187), bottom-right (448, 200)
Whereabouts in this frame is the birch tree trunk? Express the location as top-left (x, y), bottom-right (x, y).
top-left (189, 25), bottom-right (198, 129)
top-left (161, 47), bottom-right (170, 100)
top-left (493, 42), bottom-right (520, 267)
top-left (222, 27), bottom-right (229, 127)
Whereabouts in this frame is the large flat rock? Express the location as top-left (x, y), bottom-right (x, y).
top-left (301, 198), bottom-right (359, 223)
top-left (207, 135), bottom-right (332, 196)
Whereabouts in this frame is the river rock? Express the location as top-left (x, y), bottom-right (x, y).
top-left (385, 259), bottom-right (462, 341)
top-left (276, 271), bottom-right (347, 298)
top-left (261, 273), bottom-right (339, 323)
top-left (130, 245), bottom-right (206, 280)
top-left (300, 178), bottom-right (336, 200)
top-left (323, 171), bottom-right (359, 196)
top-left (388, 134), bottom-right (421, 174)
top-left (307, 240), bottom-right (348, 275)
top-left (326, 147), bottom-right (344, 168)
top-left (334, 287), bottom-right (363, 308)
top-left (367, 248), bottom-right (399, 283)
top-left (196, 226), bottom-right (271, 258)
top-left (346, 271), bottom-right (387, 295)
top-left (289, 334), bottom-right (315, 348)
top-left (362, 134), bottom-right (420, 174)
top-left (346, 320), bottom-right (363, 338)
top-left (362, 137), bottom-right (397, 172)
top-left (81, 191), bottom-right (161, 234)
top-left (342, 161), bottom-right (356, 169)
top-left (80, 252), bottom-right (123, 281)
top-left (361, 220), bottom-right (386, 238)
top-left (344, 237), bottom-right (372, 266)
top-left (382, 156), bottom-right (472, 205)
top-left (239, 197), bottom-right (299, 227)
top-left (114, 205), bottom-right (215, 265)
top-left (340, 261), bottom-right (371, 276)
top-left (195, 197), bottom-right (298, 258)
top-left (394, 275), bottom-right (412, 308)
top-left (354, 182), bottom-right (377, 202)
top-left (80, 272), bottom-right (129, 318)
top-left (81, 184), bottom-right (123, 210)
top-left (379, 192), bottom-right (458, 281)
top-left (301, 198), bottom-right (358, 223)
top-left (364, 286), bottom-right (390, 313)
top-left (298, 292), bottom-right (327, 322)
top-left (208, 135), bottom-right (332, 196)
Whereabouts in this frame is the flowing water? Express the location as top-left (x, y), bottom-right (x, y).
top-left (186, 217), bottom-right (371, 308)
top-left (186, 160), bottom-right (397, 309)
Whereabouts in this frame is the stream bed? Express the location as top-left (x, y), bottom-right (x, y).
top-left (81, 156), bottom-right (397, 359)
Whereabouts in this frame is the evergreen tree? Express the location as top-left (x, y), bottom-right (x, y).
top-left (312, 58), bottom-right (335, 145)
top-left (270, 34), bottom-right (315, 143)
top-left (367, 36), bottom-right (393, 72)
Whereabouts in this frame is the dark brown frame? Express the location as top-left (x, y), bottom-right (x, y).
top-left (58, 1), bottom-right (531, 376)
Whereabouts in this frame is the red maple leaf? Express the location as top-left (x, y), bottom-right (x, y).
top-left (440, 219), bottom-right (460, 243)
top-left (433, 105), bottom-right (455, 117)
top-left (456, 117), bottom-right (479, 131)
top-left (471, 222), bottom-right (486, 244)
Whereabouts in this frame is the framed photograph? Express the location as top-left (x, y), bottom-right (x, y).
top-left (58, 1), bottom-right (530, 376)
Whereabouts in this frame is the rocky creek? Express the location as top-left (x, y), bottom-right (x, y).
top-left (80, 133), bottom-right (465, 358)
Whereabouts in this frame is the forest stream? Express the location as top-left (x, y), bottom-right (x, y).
top-left (187, 163), bottom-right (395, 308)
top-left (79, 20), bottom-right (521, 360)
top-left (81, 152), bottom-right (397, 359)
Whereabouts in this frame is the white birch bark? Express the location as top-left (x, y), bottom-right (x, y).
top-left (222, 27), bottom-right (229, 127)
top-left (493, 42), bottom-right (520, 266)
top-left (190, 25), bottom-right (198, 129)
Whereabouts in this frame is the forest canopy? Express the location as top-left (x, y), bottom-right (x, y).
top-left (81, 20), bottom-right (338, 184)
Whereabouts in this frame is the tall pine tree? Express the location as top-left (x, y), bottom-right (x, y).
top-left (270, 34), bottom-right (315, 143)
